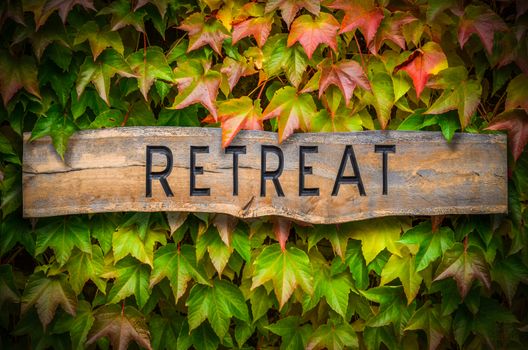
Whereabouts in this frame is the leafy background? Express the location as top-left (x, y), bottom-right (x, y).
top-left (1, 0), bottom-right (528, 349)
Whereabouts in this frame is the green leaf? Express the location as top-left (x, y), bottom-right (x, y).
top-left (53, 300), bottom-right (95, 350)
top-left (252, 244), bottom-right (313, 309)
top-left (0, 264), bottom-right (20, 309)
top-left (306, 319), bottom-right (358, 350)
top-left (149, 244), bottom-right (211, 303)
top-left (149, 314), bottom-right (181, 350)
top-left (263, 34), bottom-right (308, 87)
top-left (91, 214), bottom-right (116, 255)
top-left (186, 279), bottom-right (249, 339)
top-left (399, 221), bottom-right (454, 271)
top-left (35, 216), bottom-right (91, 266)
top-left (65, 245), bottom-right (105, 294)
top-left (434, 243), bottom-right (491, 298)
top-left (86, 304), bottom-right (152, 350)
top-left (249, 286), bottom-right (274, 322)
top-left (0, 164), bottom-right (21, 218)
top-left (196, 227), bottom-right (233, 275)
top-left (106, 256), bottom-right (151, 308)
top-left (262, 86), bottom-right (317, 142)
top-left (21, 272), bottom-right (77, 330)
top-left (366, 67), bottom-right (395, 129)
top-left (30, 104), bottom-right (78, 158)
top-left (266, 316), bottom-right (311, 350)
top-left (491, 254), bottom-right (528, 306)
top-left (157, 105), bottom-right (200, 127)
top-left (308, 225), bottom-right (351, 259)
top-left (89, 109), bottom-right (124, 128)
top-left (436, 111), bottom-right (460, 142)
top-left (343, 217), bottom-right (406, 264)
top-left (310, 108), bottom-right (363, 132)
top-left (112, 224), bottom-right (166, 267)
top-left (98, 0), bottom-right (146, 32)
top-left (345, 240), bottom-right (369, 290)
top-left (380, 246), bottom-right (423, 304)
top-left (405, 301), bottom-right (451, 350)
top-left (74, 21), bottom-right (124, 60)
top-left (128, 46), bottom-right (175, 100)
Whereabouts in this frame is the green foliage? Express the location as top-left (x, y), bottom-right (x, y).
top-left (1, 0), bottom-right (528, 349)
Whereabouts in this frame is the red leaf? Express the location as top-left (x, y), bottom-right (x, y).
top-left (265, 0), bottom-right (320, 27)
top-left (220, 57), bottom-right (257, 92)
top-left (178, 13), bottom-right (230, 55)
top-left (318, 59), bottom-right (371, 105)
top-left (218, 97), bottom-right (264, 147)
top-left (327, 0), bottom-right (384, 47)
top-left (394, 42), bottom-right (448, 98)
top-left (486, 109), bottom-right (528, 162)
top-left (273, 217), bottom-right (291, 251)
top-left (369, 11), bottom-right (416, 54)
top-left (44, 0), bottom-right (96, 24)
top-left (458, 5), bottom-right (507, 54)
top-left (232, 15), bottom-right (274, 48)
top-left (213, 214), bottom-right (238, 247)
top-left (287, 13), bottom-right (339, 59)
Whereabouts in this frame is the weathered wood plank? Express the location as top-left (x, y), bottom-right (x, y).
top-left (23, 127), bottom-right (507, 223)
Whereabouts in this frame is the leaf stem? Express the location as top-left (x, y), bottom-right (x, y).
top-left (354, 33), bottom-right (366, 71)
top-left (257, 79), bottom-right (267, 100)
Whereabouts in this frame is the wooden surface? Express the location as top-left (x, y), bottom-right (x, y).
top-left (23, 127), bottom-right (507, 223)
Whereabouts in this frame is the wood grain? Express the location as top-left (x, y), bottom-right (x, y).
top-left (23, 127), bottom-right (507, 223)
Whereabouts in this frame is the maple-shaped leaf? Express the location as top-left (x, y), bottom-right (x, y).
top-left (360, 286), bottom-right (411, 331)
top-left (86, 304), bottom-right (152, 350)
top-left (186, 279), bottom-right (249, 339)
top-left (220, 57), bottom-right (257, 92)
top-left (127, 46), bottom-right (175, 100)
top-left (42, 0), bottom-right (95, 25)
top-left (263, 34), bottom-right (309, 87)
top-left (196, 226), bottom-right (233, 275)
top-left (486, 109), bottom-right (528, 161)
top-left (0, 50), bottom-right (40, 105)
top-left (327, 0), bottom-right (384, 47)
top-left (287, 13), bottom-right (339, 59)
top-left (505, 74), bottom-right (528, 112)
top-left (306, 319), bottom-right (359, 350)
top-left (272, 217), bottom-right (291, 251)
top-left (218, 97), bottom-right (263, 148)
top-left (405, 301), bottom-right (451, 350)
top-left (171, 59), bottom-right (222, 120)
top-left (266, 316), bottom-right (312, 349)
top-left (98, 0), bottom-right (146, 32)
top-left (252, 244), bottom-right (313, 309)
top-left (345, 240), bottom-right (369, 289)
top-left (21, 272), bottom-right (77, 330)
top-left (212, 213), bottom-right (239, 246)
top-left (178, 12), bottom-right (229, 55)
top-left (149, 244), bottom-right (211, 303)
top-left (302, 256), bottom-right (353, 318)
top-left (74, 21), bottom-right (124, 60)
top-left (76, 49), bottom-right (136, 104)
top-left (425, 67), bottom-right (482, 129)
top-left (381, 247), bottom-right (423, 304)
top-left (232, 15), bottom-right (274, 47)
top-left (104, 256), bottom-right (151, 308)
top-left (399, 222), bottom-right (454, 272)
top-left (307, 224), bottom-right (351, 259)
top-left (394, 42), bottom-right (448, 98)
top-left (65, 245), bottom-right (106, 294)
top-left (343, 217), bottom-right (408, 264)
top-left (34, 216), bottom-right (91, 267)
top-left (112, 223), bottom-right (166, 268)
top-left (318, 59), bottom-right (371, 106)
top-left (370, 11), bottom-right (417, 54)
top-left (262, 86), bottom-right (317, 142)
top-left (458, 5), bottom-right (507, 54)
top-left (491, 254), bottom-right (528, 307)
top-left (265, 0), bottom-right (320, 27)
top-left (310, 108), bottom-right (364, 132)
top-left (434, 243), bottom-right (491, 299)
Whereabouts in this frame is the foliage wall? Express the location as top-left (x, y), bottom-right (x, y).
top-left (1, 0), bottom-right (528, 349)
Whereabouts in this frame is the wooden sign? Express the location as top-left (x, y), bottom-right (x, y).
top-left (23, 127), bottom-right (507, 224)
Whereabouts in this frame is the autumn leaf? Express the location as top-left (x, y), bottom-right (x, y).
top-left (218, 99), bottom-right (263, 148)
top-left (263, 34), bottom-right (309, 87)
top-left (178, 12), bottom-right (229, 55)
top-left (405, 301), bottom-right (451, 350)
top-left (394, 42), bottom-right (448, 98)
top-left (262, 86), bottom-right (317, 142)
top-left (212, 213), bottom-right (238, 246)
top-left (0, 50), bottom-right (41, 105)
top-left (252, 244), bottom-right (313, 309)
top-left (287, 13), bottom-right (339, 59)
top-left (318, 59), bottom-right (371, 106)
top-left (86, 304), bottom-right (152, 350)
top-left (171, 59), bottom-right (222, 120)
top-left (220, 57), bottom-right (257, 92)
top-left (327, 0), bottom-right (384, 47)
top-left (306, 319), bottom-right (358, 350)
top-left (370, 11), bottom-right (417, 54)
top-left (505, 74), bottom-right (528, 112)
top-left (264, 0), bottom-right (320, 27)
top-left (486, 109), bottom-right (528, 162)
top-left (232, 15), bottom-right (274, 48)
top-left (26, 0), bottom-right (95, 29)
top-left (112, 223), bottom-right (166, 268)
top-left (98, 0), bottom-right (146, 32)
top-left (21, 272), bottom-right (77, 330)
top-left (434, 243), bottom-right (491, 299)
top-left (458, 5), bottom-right (507, 54)
top-left (272, 217), bottom-right (291, 251)
top-left (196, 227), bottom-right (233, 275)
